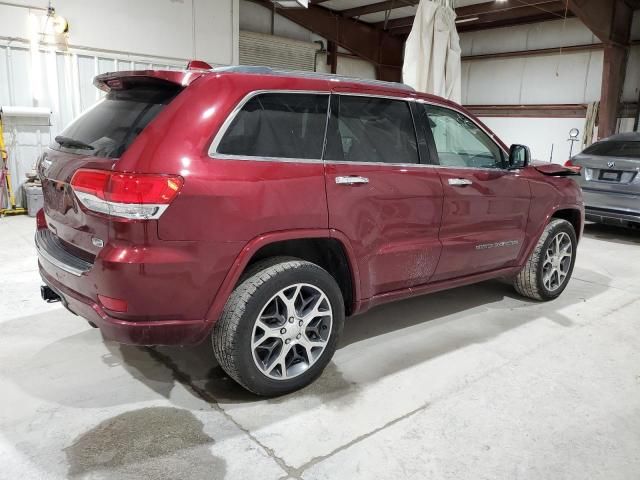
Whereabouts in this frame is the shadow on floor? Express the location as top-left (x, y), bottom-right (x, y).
top-left (582, 221), bottom-right (640, 245)
top-left (119, 270), bottom-right (610, 405)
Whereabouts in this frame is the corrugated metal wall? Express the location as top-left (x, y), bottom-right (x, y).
top-left (0, 41), bottom-right (182, 207)
top-left (239, 31), bottom-right (317, 71)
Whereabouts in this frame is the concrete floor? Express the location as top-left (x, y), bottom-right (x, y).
top-left (1, 216), bottom-right (639, 480)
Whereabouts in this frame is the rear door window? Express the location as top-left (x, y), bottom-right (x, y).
top-left (324, 95), bottom-right (419, 164)
top-left (52, 82), bottom-right (181, 158)
top-left (216, 93), bottom-right (329, 159)
top-left (582, 141), bottom-right (640, 158)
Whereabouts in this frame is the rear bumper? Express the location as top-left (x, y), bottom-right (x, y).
top-left (582, 188), bottom-right (640, 225)
top-left (35, 227), bottom-right (244, 345)
top-left (40, 264), bottom-right (211, 345)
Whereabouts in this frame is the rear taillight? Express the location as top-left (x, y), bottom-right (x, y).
top-left (70, 169), bottom-right (183, 220)
top-left (564, 159), bottom-right (581, 173)
top-left (36, 208), bottom-right (47, 230)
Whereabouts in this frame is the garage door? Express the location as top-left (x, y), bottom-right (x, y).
top-left (239, 31), bottom-right (318, 72)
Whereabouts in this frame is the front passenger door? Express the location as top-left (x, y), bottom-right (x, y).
top-left (420, 104), bottom-right (531, 282)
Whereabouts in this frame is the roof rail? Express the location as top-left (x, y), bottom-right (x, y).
top-left (211, 65), bottom-right (415, 92)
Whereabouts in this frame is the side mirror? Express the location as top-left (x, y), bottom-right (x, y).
top-left (508, 144), bottom-right (530, 169)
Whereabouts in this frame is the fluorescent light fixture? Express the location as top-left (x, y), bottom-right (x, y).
top-left (272, 0), bottom-right (308, 7)
top-left (455, 16), bottom-right (480, 23)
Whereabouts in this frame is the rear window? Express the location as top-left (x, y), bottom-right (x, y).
top-left (216, 93), bottom-right (329, 159)
top-left (51, 83), bottom-right (181, 158)
top-left (582, 141), bottom-right (640, 158)
top-left (324, 95), bottom-right (419, 164)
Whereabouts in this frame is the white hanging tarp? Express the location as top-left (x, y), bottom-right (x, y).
top-left (402, 0), bottom-right (461, 103)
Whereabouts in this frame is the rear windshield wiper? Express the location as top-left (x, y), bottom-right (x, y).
top-left (55, 135), bottom-right (95, 150)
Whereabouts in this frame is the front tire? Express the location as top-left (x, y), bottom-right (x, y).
top-left (513, 218), bottom-right (577, 301)
top-left (212, 257), bottom-right (344, 396)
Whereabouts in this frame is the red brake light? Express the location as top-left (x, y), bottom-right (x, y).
top-left (36, 208), bottom-right (47, 230)
top-left (71, 169), bottom-right (110, 198)
top-left (563, 159), bottom-right (581, 172)
top-left (107, 173), bottom-right (183, 204)
top-left (70, 169), bottom-right (183, 219)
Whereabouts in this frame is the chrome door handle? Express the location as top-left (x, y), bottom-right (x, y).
top-left (448, 178), bottom-right (473, 186)
top-left (335, 176), bottom-right (369, 185)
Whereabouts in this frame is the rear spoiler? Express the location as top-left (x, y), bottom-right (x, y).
top-left (93, 70), bottom-right (204, 93)
top-left (532, 163), bottom-right (580, 177)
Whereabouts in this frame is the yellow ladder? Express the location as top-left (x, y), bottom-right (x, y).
top-left (0, 115), bottom-right (27, 216)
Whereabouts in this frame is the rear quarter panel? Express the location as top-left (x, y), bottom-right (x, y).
top-left (116, 73), bottom-right (331, 242)
top-left (111, 73), bottom-right (332, 324)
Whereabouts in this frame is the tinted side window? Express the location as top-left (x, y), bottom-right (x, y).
top-left (324, 96), bottom-right (419, 164)
top-left (424, 105), bottom-right (504, 169)
top-left (582, 141), bottom-right (640, 158)
top-left (217, 93), bottom-right (328, 159)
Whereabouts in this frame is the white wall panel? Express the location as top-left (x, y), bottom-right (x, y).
top-left (9, 48), bottom-right (32, 107)
top-left (315, 53), bottom-right (376, 80)
top-left (465, 58), bottom-right (525, 104)
top-left (461, 18), bottom-right (599, 56)
top-left (584, 49), bottom-right (604, 102)
top-left (525, 18), bottom-right (598, 50)
top-left (0, 48), bottom-right (10, 106)
top-left (0, 3), bottom-right (30, 40)
top-left (463, 50), bottom-right (604, 105)
top-left (460, 18), bottom-right (640, 105)
top-left (481, 117), bottom-right (586, 164)
top-left (521, 51), bottom-right (593, 104)
top-left (460, 60), bottom-right (471, 105)
top-left (464, 27), bottom-right (528, 56)
top-left (0, 0), bottom-right (238, 65)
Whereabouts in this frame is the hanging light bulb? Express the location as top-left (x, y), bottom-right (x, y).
top-left (52, 14), bottom-right (69, 34)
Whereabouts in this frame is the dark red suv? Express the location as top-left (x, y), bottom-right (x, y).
top-left (36, 65), bottom-right (584, 395)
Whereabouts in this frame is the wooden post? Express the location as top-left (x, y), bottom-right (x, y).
top-left (327, 41), bottom-right (338, 74)
top-left (599, 43), bottom-right (629, 139)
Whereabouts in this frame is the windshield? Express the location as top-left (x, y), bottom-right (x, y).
top-left (51, 83), bottom-right (181, 158)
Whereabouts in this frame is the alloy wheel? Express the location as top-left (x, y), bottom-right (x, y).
top-left (542, 231), bottom-right (573, 292)
top-left (251, 283), bottom-right (333, 380)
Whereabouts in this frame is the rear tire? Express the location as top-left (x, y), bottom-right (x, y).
top-left (513, 218), bottom-right (577, 301)
top-left (212, 257), bottom-right (344, 396)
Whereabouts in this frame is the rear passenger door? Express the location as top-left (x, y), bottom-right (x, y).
top-left (323, 92), bottom-right (443, 299)
top-left (418, 103), bottom-right (531, 281)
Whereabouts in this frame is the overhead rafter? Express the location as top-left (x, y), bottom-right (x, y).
top-left (246, 0), bottom-right (405, 82)
top-left (341, 0), bottom-right (418, 19)
top-left (374, 0), bottom-right (571, 35)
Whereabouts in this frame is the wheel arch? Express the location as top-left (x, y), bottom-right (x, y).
top-left (205, 229), bottom-right (360, 326)
top-left (551, 208), bottom-right (583, 240)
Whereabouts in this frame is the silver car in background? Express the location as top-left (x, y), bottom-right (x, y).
top-left (567, 132), bottom-right (640, 227)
